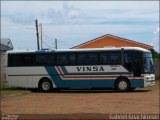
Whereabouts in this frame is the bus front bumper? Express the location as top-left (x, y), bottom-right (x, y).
top-left (144, 74), bottom-right (155, 87)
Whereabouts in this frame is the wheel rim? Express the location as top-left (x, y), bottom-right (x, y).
top-left (118, 81), bottom-right (128, 90)
top-left (42, 81), bottom-right (50, 91)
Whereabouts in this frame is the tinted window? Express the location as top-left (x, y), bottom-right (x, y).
top-left (100, 53), bottom-right (108, 64)
top-left (87, 53), bottom-right (98, 65)
top-left (22, 55), bottom-right (33, 65)
top-left (8, 54), bottom-right (34, 66)
top-left (69, 54), bottom-right (76, 65)
top-left (56, 53), bottom-right (68, 65)
top-left (124, 53), bottom-right (132, 71)
top-left (109, 52), bottom-right (121, 64)
top-left (100, 51), bottom-right (121, 65)
top-left (35, 54), bottom-right (55, 65)
top-left (77, 53), bottom-right (87, 65)
top-left (8, 54), bottom-right (18, 66)
top-left (77, 52), bottom-right (99, 65)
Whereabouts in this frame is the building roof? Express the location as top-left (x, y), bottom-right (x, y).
top-left (71, 34), bottom-right (153, 50)
top-left (0, 38), bottom-right (13, 51)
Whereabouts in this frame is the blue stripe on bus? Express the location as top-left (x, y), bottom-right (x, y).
top-left (45, 66), bottom-right (144, 88)
top-left (130, 79), bottom-right (144, 88)
top-left (45, 66), bottom-right (115, 88)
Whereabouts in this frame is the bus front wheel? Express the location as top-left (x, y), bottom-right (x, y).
top-left (115, 78), bottom-right (130, 92)
top-left (38, 78), bottom-right (53, 92)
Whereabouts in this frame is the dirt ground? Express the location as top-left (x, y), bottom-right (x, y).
top-left (1, 82), bottom-right (159, 119)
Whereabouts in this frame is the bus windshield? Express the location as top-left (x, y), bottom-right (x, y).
top-left (143, 52), bottom-right (153, 74)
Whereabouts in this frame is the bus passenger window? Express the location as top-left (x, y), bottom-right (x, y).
top-left (35, 54), bottom-right (55, 66)
top-left (22, 55), bottom-right (33, 65)
top-left (77, 54), bottom-right (87, 65)
top-left (100, 53), bottom-right (108, 64)
top-left (69, 54), bottom-right (76, 65)
top-left (109, 53), bottom-right (121, 65)
top-left (124, 54), bottom-right (132, 71)
top-left (36, 55), bottom-right (45, 65)
top-left (56, 54), bottom-right (68, 65)
top-left (87, 53), bottom-right (98, 65)
top-left (8, 54), bottom-right (34, 66)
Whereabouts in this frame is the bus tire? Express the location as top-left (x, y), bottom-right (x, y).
top-left (38, 78), bottom-right (53, 92)
top-left (115, 78), bottom-right (130, 92)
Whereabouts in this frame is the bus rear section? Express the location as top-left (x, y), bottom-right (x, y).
top-left (5, 47), bottom-right (155, 92)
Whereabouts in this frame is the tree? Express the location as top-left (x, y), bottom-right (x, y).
top-left (150, 49), bottom-right (160, 60)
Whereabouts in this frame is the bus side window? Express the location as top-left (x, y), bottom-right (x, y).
top-left (100, 53), bottom-right (108, 64)
top-left (21, 54), bottom-right (33, 66)
top-left (69, 54), bottom-right (76, 65)
top-left (124, 54), bottom-right (132, 71)
top-left (100, 52), bottom-right (121, 65)
top-left (48, 54), bottom-right (55, 65)
top-left (87, 53), bottom-right (98, 65)
top-left (35, 54), bottom-right (55, 66)
top-left (8, 54), bottom-right (33, 66)
top-left (8, 54), bottom-right (16, 66)
top-left (77, 53), bottom-right (87, 65)
top-left (56, 54), bottom-right (68, 66)
top-left (36, 54), bottom-right (44, 65)
top-left (108, 53), bottom-right (121, 65)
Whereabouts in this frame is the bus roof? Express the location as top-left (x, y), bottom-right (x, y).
top-left (7, 47), bottom-right (150, 54)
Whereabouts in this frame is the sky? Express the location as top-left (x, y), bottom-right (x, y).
top-left (1, 1), bottom-right (160, 52)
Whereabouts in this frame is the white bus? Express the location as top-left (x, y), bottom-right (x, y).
top-left (5, 47), bottom-right (155, 92)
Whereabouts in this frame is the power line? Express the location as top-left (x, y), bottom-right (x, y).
top-left (42, 40), bottom-right (54, 49)
top-left (43, 35), bottom-right (55, 43)
top-left (42, 32), bottom-right (73, 49)
top-left (43, 34), bottom-right (55, 39)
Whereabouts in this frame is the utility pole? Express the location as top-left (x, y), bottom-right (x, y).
top-left (39, 23), bottom-right (43, 49)
top-left (55, 39), bottom-right (57, 49)
top-left (35, 19), bottom-right (40, 50)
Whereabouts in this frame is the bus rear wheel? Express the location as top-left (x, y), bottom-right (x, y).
top-left (115, 78), bottom-right (130, 92)
top-left (38, 78), bottom-right (53, 92)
